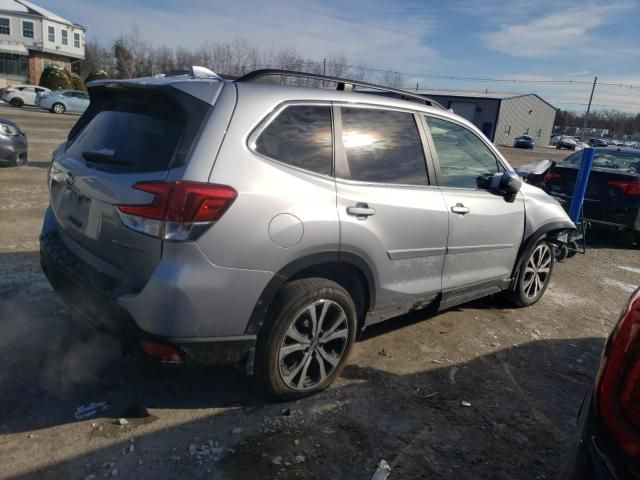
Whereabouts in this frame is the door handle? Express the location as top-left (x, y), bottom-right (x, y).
top-left (451, 203), bottom-right (470, 215)
top-left (347, 203), bottom-right (376, 218)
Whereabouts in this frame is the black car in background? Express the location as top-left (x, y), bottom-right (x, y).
top-left (591, 138), bottom-right (609, 147)
top-left (557, 136), bottom-right (578, 150)
top-left (544, 148), bottom-right (640, 244)
top-left (564, 288), bottom-right (640, 479)
top-left (514, 135), bottom-right (535, 149)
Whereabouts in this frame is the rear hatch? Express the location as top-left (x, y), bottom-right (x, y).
top-left (49, 83), bottom-right (212, 290)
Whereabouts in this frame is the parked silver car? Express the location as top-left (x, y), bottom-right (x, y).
top-left (40, 68), bottom-right (575, 399)
top-left (36, 89), bottom-right (89, 114)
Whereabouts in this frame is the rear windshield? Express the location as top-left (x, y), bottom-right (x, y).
top-left (567, 151), bottom-right (640, 172)
top-left (67, 89), bottom-right (199, 172)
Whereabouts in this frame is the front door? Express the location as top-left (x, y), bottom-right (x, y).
top-left (423, 115), bottom-right (525, 301)
top-left (334, 105), bottom-right (448, 322)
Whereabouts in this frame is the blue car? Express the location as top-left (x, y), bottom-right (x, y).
top-left (513, 135), bottom-right (534, 149)
top-left (36, 89), bottom-right (89, 114)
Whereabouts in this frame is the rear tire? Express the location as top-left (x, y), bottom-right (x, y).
top-left (255, 278), bottom-right (357, 401)
top-left (10, 98), bottom-right (23, 107)
top-left (505, 239), bottom-right (555, 308)
top-left (52, 103), bottom-right (65, 114)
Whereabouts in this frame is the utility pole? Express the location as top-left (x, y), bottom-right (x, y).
top-left (416, 82), bottom-right (419, 92)
top-left (582, 76), bottom-right (597, 132)
top-left (322, 58), bottom-right (326, 88)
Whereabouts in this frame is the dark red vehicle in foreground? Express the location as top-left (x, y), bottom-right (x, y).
top-left (565, 288), bottom-right (640, 479)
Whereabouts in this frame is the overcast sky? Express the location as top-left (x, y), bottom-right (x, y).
top-left (42, 0), bottom-right (640, 113)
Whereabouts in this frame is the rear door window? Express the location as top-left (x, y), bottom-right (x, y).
top-left (426, 116), bottom-right (502, 189)
top-left (66, 91), bottom-right (188, 172)
top-left (339, 107), bottom-right (428, 185)
top-left (254, 105), bottom-right (333, 176)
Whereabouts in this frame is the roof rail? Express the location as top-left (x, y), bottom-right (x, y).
top-left (236, 69), bottom-right (445, 110)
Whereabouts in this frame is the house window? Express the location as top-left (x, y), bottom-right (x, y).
top-left (0, 18), bottom-right (10, 35)
top-left (74, 32), bottom-right (80, 48)
top-left (61, 30), bottom-right (68, 45)
top-left (22, 21), bottom-right (33, 38)
top-left (48, 26), bottom-right (54, 42)
top-left (0, 53), bottom-right (29, 77)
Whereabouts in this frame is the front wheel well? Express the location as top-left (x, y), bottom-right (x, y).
top-left (510, 225), bottom-right (573, 289)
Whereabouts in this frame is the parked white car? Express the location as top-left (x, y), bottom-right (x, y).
top-left (1, 85), bottom-right (51, 107)
top-left (550, 134), bottom-right (562, 146)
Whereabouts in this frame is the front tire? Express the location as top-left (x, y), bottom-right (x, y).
top-left (51, 103), bottom-right (65, 114)
top-left (255, 278), bottom-right (357, 401)
top-left (506, 239), bottom-right (555, 307)
top-left (14, 153), bottom-right (27, 167)
top-left (10, 98), bottom-right (23, 107)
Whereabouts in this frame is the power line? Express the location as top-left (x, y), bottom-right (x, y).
top-left (208, 61), bottom-right (640, 90)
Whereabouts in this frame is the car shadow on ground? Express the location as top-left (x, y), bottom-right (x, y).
top-left (4, 332), bottom-right (604, 480)
top-left (25, 161), bottom-right (51, 169)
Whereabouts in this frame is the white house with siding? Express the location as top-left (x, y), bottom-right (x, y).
top-left (0, 0), bottom-right (86, 86)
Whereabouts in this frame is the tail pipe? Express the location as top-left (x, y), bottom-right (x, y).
top-left (568, 147), bottom-right (595, 224)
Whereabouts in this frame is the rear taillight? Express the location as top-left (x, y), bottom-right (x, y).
top-left (596, 288), bottom-right (640, 457)
top-left (544, 171), bottom-right (563, 183)
top-left (139, 340), bottom-right (184, 364)
top-left (608, 180), bottom-right (640, 196)
top-left (117, 181), bottom-right (237, 241)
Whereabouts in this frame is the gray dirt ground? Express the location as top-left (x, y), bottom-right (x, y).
top-left (1, 106), bottom-right (639, 480)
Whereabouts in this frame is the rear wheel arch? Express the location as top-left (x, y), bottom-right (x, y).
top-left (245, 252), bottom-right (376, 337)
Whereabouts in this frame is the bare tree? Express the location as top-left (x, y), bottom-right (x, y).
top-left (78, 39), bottom-right (114, 80)
top-left (378, 70), bottom-right (404, 88)
top-left (153, 46), bottom-right (176, 74)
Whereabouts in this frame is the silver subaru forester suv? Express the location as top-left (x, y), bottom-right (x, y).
top-left (40, 68), bottom-right (574, 399)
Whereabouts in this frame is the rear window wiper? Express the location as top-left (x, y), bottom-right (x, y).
top-left (82, 150), bottom-right (134, 166)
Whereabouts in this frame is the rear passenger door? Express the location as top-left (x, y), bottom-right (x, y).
top-left (21, 87), bottom-right (36, 105)
top-left (423, 115), bottom-right (525, 302)
top-left (334, 105), bottom-right (448, 321)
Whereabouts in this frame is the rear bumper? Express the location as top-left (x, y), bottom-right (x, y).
top-left (40, 229), bottom-right (258, 366)
top-left (548, 192), bottom-right (640, 231)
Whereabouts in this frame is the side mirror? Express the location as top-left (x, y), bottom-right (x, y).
top-left (477, 172), bottom-right (522, 202)
top-left (497, 172), bottom-right (522, 202)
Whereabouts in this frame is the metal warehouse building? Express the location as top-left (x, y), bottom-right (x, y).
top-left (419, 90), bottom-right (557, 146)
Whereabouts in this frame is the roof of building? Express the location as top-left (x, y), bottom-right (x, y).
top-left (416, 89), bottom-right (556, 110)
top-left (0, 0), bottom-right (82, 27)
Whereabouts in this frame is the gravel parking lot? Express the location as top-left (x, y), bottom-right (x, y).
top-left (1, 107), bottom-right (639, 480)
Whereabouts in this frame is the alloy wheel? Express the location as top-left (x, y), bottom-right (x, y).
top-left (523, 243), bottom-right (552, 300)
top-left (278, 299), bottom-right (349, 391)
